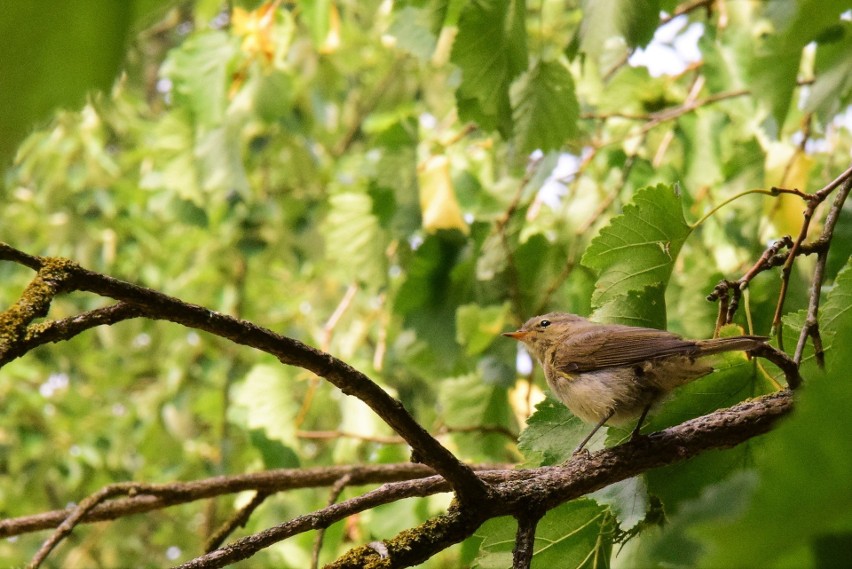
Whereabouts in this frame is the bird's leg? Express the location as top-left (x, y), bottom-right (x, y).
top-left (573, 409), bottom-right (615, 455)
top-left (630, 402), bottom-right (653, 440)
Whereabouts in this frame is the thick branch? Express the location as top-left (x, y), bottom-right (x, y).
top-left (189, 392), bottom-right (792, 569)
top-left (0, 302), bottom-right (143, 365)
top-left (0, 243), bottom-right (490, 504)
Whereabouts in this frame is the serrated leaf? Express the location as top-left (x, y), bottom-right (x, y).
top-left (510, 58), bottom-right (579, 155)
top-left (474, 499), bottom-right (614, 569)
top-left (590, 284), bottom-right (667, 330)
top-left (517, 395), bottom-right (592, 465)
top-left (581, 183), bottom-right (692, 310)
top-left (590, 476), bottom-right (649, 532)
top-left (230, 364), bottom-right (299, 447)
top-left (579, 0), bottom-right (660, 62)
top-left (323, 192), bottom-right (386, 285)
top-left (451, 0), bottom-right (528, 134)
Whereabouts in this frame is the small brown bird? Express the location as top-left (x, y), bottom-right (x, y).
top-left (503, 312), bottom-right (767, 453)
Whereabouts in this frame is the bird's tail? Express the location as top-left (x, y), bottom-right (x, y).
top-left (695, 335), bottom-right (768, 356)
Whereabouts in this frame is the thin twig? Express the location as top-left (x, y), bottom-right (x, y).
top-left (794, 175), bottom-right (852, 366)
top-left (311, 475), bottom-right (353, 569)
top-left (297, 430), bottom-right (405, 444)
top-left (496, 155), bottom-right (544, 320)
top-left (771, 165), bottom-right (852, 345)
top-left (205, 491), bottom-right (272, 552)
top-left (172, 469), bottom-right (535, 569)
top-left (297, 283), bottom-right (360, 426)
top-left (751, 344), bottom-right (802, 389)
top-left (708, 163), bottom-right (852, 334)
top-left (28, 483), bottom-right (152, 568)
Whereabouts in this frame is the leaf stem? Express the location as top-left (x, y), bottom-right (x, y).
top-left (691, 189), bottom-right (776, 229)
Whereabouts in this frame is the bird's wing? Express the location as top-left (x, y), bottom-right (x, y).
top-left (553, 324), bottom-right (699, 373)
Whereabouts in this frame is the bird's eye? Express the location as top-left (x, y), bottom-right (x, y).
top-left (539, 320), bottom-right (551, 328)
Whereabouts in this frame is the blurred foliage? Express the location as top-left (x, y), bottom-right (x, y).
top-left (1, 0), bottom-right (852, 567)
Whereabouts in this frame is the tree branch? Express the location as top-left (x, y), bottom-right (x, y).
top-left (794, 174), bottom-right (852, 366)
top-left (180, 391), bottom-right (792, 569)
top-left (707, 162), bottom-right (852, 365)
top-left (512, 511), bottom-right (542, 569)
top-left (204, 491), bottom-right (272, 553)
top-left (0, 463), bottom-right (509, 539)
top-left (0, 242), bottom-right (491, 505)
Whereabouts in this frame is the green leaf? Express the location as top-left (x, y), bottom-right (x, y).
top-left (579, 0), bottom-right (660, 61)
top-left (456, 303), bottom-right (511, 356)
top-left (323, 192), bottom-right (387, 286)
top-left (630, 471), bottom-right (758, 568)
top-left (746, 34), bottom-right (801, 132)
top-left (591, 476), bottom-right (651, 533)
top-left (581, 183), bottom-right (693, 313)
top-left (230, 364), bottom-right (299, 447)
top-left (437, 374), bottom-right (513, 461)
top-left (679, 110), bottom-right (725, 192)
top-left (474, 500), bottom-right (614, 568)
top-left (518, 395), bottom-right (593, 465)
top-left (194, 125), bottom-right (251, 197)
top-left (161, 31), bottom-right (237, 126)
top-left (747, 0), bottom-right (852, 129)
top-left (0, 2), bottom-right (136, 164)
top-left (641, 345), bottom-right (774, 510)
top-left (510, 59), bottom-right (580, 155)
top-left (451, 0), bottom-right (528, 135)
top-left (822, 258), bottom-right (852, 337)
top-left (805, 22), bottom-right (852, 123)
top-left (388, 6), bottom-right (440, 60)
top-left (698, 258), bottom-right (852, 567)
top-left (394, 232), bottom-right (468, 367)
top-left (590, 284), bottom-right (667, 330)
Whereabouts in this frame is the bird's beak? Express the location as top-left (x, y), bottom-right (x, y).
top-left (502, 330), bottom-right (529, 340)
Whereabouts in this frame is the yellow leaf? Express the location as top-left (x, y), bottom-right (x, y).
top-left (319, 4), bottom-right (341, 54)
top-left (763, 143), bottom-right (814, 238)
top-left (417, 155), bottom-right (469, 234)
top-left (231, 1), bottom-right (282, 64)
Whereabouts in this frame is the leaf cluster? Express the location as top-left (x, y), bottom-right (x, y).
top-left (2, 1), bottom-right (852, 567)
